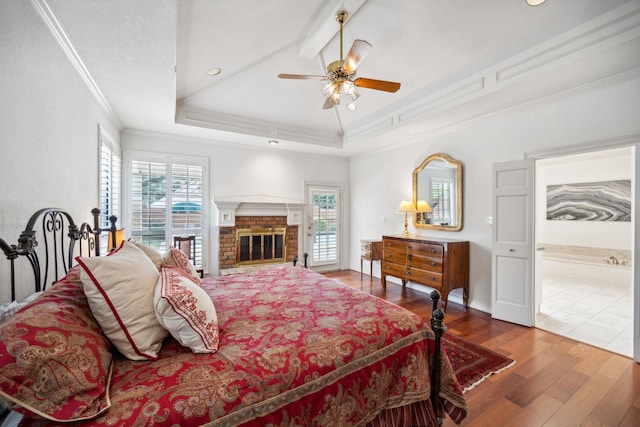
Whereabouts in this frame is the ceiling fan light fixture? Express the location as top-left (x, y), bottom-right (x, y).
top-left (331, 88), bottom-right (341, 105)
top-left (278, 9), bottom-right (400, 108)
top-left (322, 82), bottom-right (337, 97)
top-left (207, 67), bottom-right (222, 76)
top-left (342, 80), bottom-right (355, 95)
top-left (347, 102), bottom-right (356, 111)
top-left (526, 0), bottom-right (546, 5)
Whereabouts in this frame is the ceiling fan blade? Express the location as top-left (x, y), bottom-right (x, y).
top-left (354, 78), bottom-right (401, 93)
top-left (343, 39), bottom-right (372, 73)
top-left (278, 73), bottom-right (327, 80)
top-left (322, 97), bottom-right (335, 109)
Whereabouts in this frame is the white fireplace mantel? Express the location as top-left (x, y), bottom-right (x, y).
top-left (212, 195), bottom-right (306, 227)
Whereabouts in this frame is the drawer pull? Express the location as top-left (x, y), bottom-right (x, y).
top-left (406, 270), bottom-right (412, 276)
top-left (407, 254), bottom-right (412, 261)
top-left (430, 261), bottom-right (436, 267)
top-left (386, 253), bottom-right (391, 258)
top-left (430, 248), bottom-right (436, 253)
top-left (429, 276), bottom-right (436, 281)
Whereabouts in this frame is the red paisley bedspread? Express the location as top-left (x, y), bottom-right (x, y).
top-left (22, 265), bottom-right (467, 427)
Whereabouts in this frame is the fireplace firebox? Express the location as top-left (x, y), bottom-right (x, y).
top-left (236, 227), bottom-right (286, 266)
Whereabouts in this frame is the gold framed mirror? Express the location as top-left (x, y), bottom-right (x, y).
top-left (412, 153), bottom-right (463, 231)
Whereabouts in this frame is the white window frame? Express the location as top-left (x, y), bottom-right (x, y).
top-left (122, 150), bottom-right (209, 272)
top-left (98, 125), bottom-right (121, 253)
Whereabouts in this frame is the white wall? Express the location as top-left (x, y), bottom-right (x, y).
top-left (0, 2), bottom-right (121, 303)
top-left (350, 75), bottom-right (640, 313)
top-left (536, 147), bottom-right (633, 250)
top-left (121, 130), bottom-right (350, 275)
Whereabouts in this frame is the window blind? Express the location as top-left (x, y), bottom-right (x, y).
top-left (128, 155), bottom-right (206, 268)
top-left (99, 127), bottom-right (121, 253)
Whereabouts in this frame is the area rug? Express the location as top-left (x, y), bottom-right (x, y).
top-left (443, 333), bottom-right (515, 393)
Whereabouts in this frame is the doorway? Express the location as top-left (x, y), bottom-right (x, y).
top-left (533, 147), bottom-right (634, 357)
top-left (305, 184), bottom-right (342, 271)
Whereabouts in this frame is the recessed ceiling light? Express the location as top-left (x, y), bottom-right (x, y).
top-left (268, 140), bottom-right (279, 145)
top-left (207, 67), bottom-right (222, 76)
top-left (526, 0), bottom-right (546, 5)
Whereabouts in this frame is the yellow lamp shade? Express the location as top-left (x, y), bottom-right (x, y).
top-left (416, 200), bottom-right (432, 213)
top-left (396, 201), bottom-right (417, 213)
top-left (108, 228), bottom-right (125, 251)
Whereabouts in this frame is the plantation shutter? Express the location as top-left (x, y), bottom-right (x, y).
top-left (130, 160), bottom-right (168, 251)
top-left (127, 154), bottom-right (207, 269)
top-left (430, 178), bottom-right (455, 226)
top-left (99, 127), bottom-right (121, 253)
top-left (171, 162), bottom-right (204, 266)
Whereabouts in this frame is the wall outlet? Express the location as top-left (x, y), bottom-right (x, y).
top-left (487, 216), bottom-right (493, 225)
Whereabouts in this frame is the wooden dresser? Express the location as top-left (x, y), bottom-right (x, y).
top-left (381, 235), bottom-right (469, 310)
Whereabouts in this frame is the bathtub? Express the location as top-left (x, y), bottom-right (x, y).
top-left (539, 244), bottom-right (632, 287)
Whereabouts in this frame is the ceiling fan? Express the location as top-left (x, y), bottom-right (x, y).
top-left (278, 11), bottom-right (401, 110)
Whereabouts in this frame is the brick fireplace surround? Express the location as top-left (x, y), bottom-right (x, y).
top-left (213, 196), bottom-right (306, 272)
top-left (219, 216), bottom-right (298, 270)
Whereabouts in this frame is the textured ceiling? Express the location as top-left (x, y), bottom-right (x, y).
top-left (44, 0), bottom-right (638, 157)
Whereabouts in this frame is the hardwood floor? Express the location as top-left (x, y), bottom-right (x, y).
top-left (323, 270), bottom-right (640, 427)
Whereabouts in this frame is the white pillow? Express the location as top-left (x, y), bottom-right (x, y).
top-left (0, 291), bottom-right (43, 324)
top-left (154, 267), bottom-right (219, 353)
top-left (76, 241), bottom-right (168, 360)
top-left (162, 247), bottom-right (201, 285)
top-left (130, 239), bottom-right (163, 270)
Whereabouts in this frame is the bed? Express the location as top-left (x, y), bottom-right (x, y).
top-left (0, 208), bottom-right (467, 426)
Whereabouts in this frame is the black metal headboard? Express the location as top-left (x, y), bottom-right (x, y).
top-left (0, 208), bottom-right (117, 302)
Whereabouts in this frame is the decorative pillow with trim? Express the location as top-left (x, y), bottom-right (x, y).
top-left (0, 266), bottom-right (113, 422)
top-left (161, 247), bottom-right (201, 285)
top-left (76, 241), bottom-right (167, 361)
top-left (154, 267), bottom-right (219, 353)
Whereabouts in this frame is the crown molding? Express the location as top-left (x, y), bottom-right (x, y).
top-left (30, 0), bottom-right (122, 129)
top-left (176, 105), bottom-right (343, 148)
top-left (345, 1), bottom-right (640, 147)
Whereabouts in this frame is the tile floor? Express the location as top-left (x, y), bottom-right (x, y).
top-left (535, 259), bottom-right (633, 357)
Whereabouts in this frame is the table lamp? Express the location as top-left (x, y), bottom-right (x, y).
top-left (416, 200), bottom-right (432, 224)
top-left (396, 201), bottom-right (417, 236)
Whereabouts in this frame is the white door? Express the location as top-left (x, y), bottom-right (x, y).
top-left (306, 184), bottom-right (341, 271)
top-left (492, 160), bottom-right (535, 326)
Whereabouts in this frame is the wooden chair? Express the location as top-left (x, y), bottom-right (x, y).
top-left (173, 235), bottom-right (204, 278)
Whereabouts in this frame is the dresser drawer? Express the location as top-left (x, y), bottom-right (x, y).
top-left (408, 254), bottom-right (443, 273)
top-left (407, 242), bottom-right (443, 257)
top-left (406, 267), bottom-right (443, 287)
top-left (383, 249), bottom-right (408, 265)
top-left (382, 261), bottom-right (407, 278)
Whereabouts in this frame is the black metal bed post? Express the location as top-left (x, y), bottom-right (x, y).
top-left (430, 290), bottom-right (447, 425)
top-left (109, 215), bottom-right (118, 251)
top-left (91, 208), bottom-right (102, 256)
top-left (0, 239), bottom-right (18, 302)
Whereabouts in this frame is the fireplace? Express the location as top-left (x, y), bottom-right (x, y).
top-left (213, 195), bottom-right (306, 271)
top-left (236, 227), bottom-right (287, 266)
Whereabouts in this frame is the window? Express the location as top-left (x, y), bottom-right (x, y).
top-left (99, 126), bottom-right (121, 252)
top-left (125, 152), bottom-right (208, 270)
top-left (430, 177), bottom-right (456, 226)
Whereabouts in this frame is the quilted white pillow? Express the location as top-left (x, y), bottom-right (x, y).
top-left (154, 267), bottom-right (219, 353)
top-left (76, 241), bottom-right (168, 360)
top-left (162, 246), bottom-right (201, 285)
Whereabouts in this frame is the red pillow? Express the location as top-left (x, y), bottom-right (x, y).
top-left (0, 266), bottom-right (113, 422)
